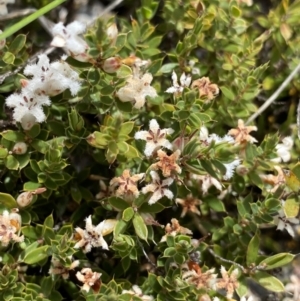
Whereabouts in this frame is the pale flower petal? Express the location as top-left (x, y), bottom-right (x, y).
top-left (134, 119), bottom-right (174, 156)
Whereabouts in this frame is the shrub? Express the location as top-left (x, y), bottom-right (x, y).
top-left (0, 0), bottom-right (300, 300)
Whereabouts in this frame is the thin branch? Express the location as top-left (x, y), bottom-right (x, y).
top-left (207, 248), bottom-right (246, 272)
top-left (136, 237), bottom-right (156, 268)
top-left (246, 61), bottom-right (300, 125)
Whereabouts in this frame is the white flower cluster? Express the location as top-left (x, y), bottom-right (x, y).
top-left (135, 119), bottom-right (175, 205)
top-left (51, 21), bottom-right (90, 62)
top-left (6, 54), bottom-right (81, 130)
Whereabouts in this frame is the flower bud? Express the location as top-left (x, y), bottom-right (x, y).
top-left (32, 187), bottom-right (47, 195)
top-left (101, 57), bottom-right (122, 73)
top-left (12, 142), bottom-right (28, 155)
top-left (17, 191), bottom-right (33, 207)
top-left (20, 79), bottom-right (29, 88)
top-left (236, 165), bottom-right (249, 176)
top-left (106, 23), bottom-right (118, 44)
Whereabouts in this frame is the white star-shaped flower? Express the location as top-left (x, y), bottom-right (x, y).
top-left (74, 216), bottom-right (117, 253)
top-left (116, 72), bottom-right (157, 109)
top-left (142, 171), bottom-right (174, 205)
top-left (192, 174), bottom-right (223, 195)
top-left (166, 71), bottom-right (191, 95)
top-left (134, 119), bottom-right (174, 156)
top-left (275, 206), bottom-right (299, 237)
top-left (6, 88), bottom-right (51, 128)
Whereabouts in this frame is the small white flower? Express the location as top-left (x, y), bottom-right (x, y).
top-left (189, 60), bottom-right (200, 75)
top-left (165, 71), bottom-right (191, 95)
top-left (0, 210), bottom-right (24, 246)
top-left (285, 274), bottom-right (300, 301)
top-left (134, 119), bottom-right (174, 156)
top-left (76, 268), bottom-right (101, 292)
top-left (192, 174), bottom-right (222, 195)
top-left (272, 136), bottom-right (293, 163)
top-left (116, 72), bottom-right (157, 109)
top-left (6, 88), bottom-right (51, 127)
top-left (51, 21), bottom-right (90, 62)
top-left (223, 159), bottom-right (241, 180)
top-left (199, 126), bottom-right (234, 144)
top-left (74, 216), bottom-right (117, 253)
top-left (106, 23), bottom-right (118, 44)
top-left (0, 0), bottom-right (14, 15)
top-left (122, 285), bottom-right (154, 301)
top-left (142, 171), bottom-right (174, 205)
top-left (275, 206), bottom-right (299, 237)
top-left (24, 54), bottom-right (81, 96)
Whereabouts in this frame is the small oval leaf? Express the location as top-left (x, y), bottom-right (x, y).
top-left (133, 213), bottom-right (148, 241)
top-left (259, 253), bottom-right (295, 270)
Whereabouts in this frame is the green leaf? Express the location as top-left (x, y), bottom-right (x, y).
top-left (87, 68), bottom-right (101, 85)
top-left (231, 5), bottom-right (241, 18)
top-left (0, 147), bottom-right (8, 158)
top-left (3, 52), bottom-right (15, 65)
top-left (200, 159), bottom-right (219, 179)
top-left (1, 130), bottom-right (25, 142)
top-left (31, 140), bottom-right (48, 154)
top-left (108, 197), bottom-right (130, 211)
top-left (114, 220), bottom-right (128, 237)
top-left (27, 124), bottom-right (41, 139)
top-left (246, 231), bottom-right (260, 266)
top-left (252, 271), bottom-right (284, 292)
top-left (117, 141), bottom-right (129, 154)
top-left (133, 213), bottom-right (148, 241)
top-left (0, 193), bottom-right (17, 208)
top-left (220, 86), bottom-right (235, 101)
top-left (122, 207), bottom-right (134, 222)
top-left (23, 245), bottom-right (50, 264)
top-left (206, 197), bottom-right (226, 212)
top-left (159, 63), bottom-right (179, 74)
top-left (43, 215), bottom-right (54, 229)
top-left (258, 253), bottom-right (295, 270)
top-left (4, 154), bottom-right (19, 170)
top-left (9, 34), bottom-right (26, 54)
top-left (124, 145), bottom-right (140, 159)
top-left (117, 64), bottom-right (132, 78)
top-left (41, 276), bottom-right (54, 297)
top-left (139, 202), bottom-right (165, 213)
top-left (120, 122), bottom-right (134, 135)
top-left (283, 197), bottom-right (299, 218)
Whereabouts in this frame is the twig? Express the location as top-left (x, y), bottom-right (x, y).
top-left (0, 9), bottom-right (36, 21)
top-left (136, 238), bottom-right (156, 268)
top-left (246, 61), bottom-right (300, 125)
top-left (0, 47), bottom-right (55, 84)
top-left (207, 247), bottom-right (246, 272)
